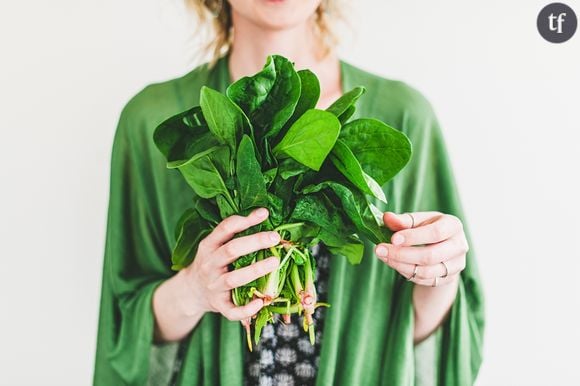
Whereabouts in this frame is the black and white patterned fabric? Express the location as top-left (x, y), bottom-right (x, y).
top-left (244, 244), bottom-right (330, 386)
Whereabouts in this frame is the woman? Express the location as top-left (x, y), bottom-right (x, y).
top-left (94, 1), bottom-right (484, 385)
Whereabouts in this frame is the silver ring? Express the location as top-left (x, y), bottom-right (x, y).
top-left (432, 276), bottom-right (439, 287)
top-left (407, 213), bottom-right (415, 228)
top-left (407, 264), bottom-right (418, 281)
top-left (440, 261), bottom-right (449, 278)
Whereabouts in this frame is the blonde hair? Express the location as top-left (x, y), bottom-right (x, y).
top-left (185, 0), bottom-right (343, 67)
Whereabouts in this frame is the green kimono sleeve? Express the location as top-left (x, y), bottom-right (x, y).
top-left (386, 93), bottom-right (486, 386)
top-left (93, 101), bottom-right (178, 385)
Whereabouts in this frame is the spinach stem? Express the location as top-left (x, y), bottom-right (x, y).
top-left (269, 246), bottom-right (281, 258)
top-left (279, 246), bottom-right (295, 268)
top-left (274, 222), bottom-right (305, 232)
top-left (223, 190), bottom-right (238, 212)
top-left (269, 303), bottom-right (302, 314)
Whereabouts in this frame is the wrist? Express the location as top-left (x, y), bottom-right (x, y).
top-left (175, 268), bottom-right (207, 318)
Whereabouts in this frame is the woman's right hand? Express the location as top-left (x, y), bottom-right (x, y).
top-left (182, 207), bottom-right (281, 321)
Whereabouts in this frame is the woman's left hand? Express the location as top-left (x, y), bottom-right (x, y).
top-left (375, 211), bottom-right (468, 287)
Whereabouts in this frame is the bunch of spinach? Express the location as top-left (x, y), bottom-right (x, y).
top-left (153, 55), bottom-right (412, 350)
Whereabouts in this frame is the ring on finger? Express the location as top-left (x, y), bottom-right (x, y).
top-left (407, 264), bottom-right (418, 281)
top-left (407, 213), bottom-right (415, 228)
top-left (440, 261), bottom-right (449, 278)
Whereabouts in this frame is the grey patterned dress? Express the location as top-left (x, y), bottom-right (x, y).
top-left (243, 244), bottom-right (330, 386)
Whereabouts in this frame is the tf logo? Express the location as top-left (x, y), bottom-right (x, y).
top-left (537, 3), bottom-right (577, 43)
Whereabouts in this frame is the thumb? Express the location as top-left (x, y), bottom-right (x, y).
top-left (382, 212), bottom-right (413, 232)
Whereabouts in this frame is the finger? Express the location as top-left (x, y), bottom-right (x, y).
top-left (409, 272), bottom-right (461, 287)
top-left (213, 231), bottom-right (281, 267)
top-left (384, 255), bottom-right (466, 280)
top-left (214, 257), bottom-right (280, 290)
top-left (382, 211), bottom-right (442, 232)
top-left (220, 298), bottom-right (265, 321)
top-left (375, 234), bottom-right (468, 265)
top-left (203, 207), bottom-right (269, 248)
top-left (391, 215), bottom-right (463, 247)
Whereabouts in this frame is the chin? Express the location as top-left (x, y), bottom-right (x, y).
top-left (231, 0), bottom-right (321, 31)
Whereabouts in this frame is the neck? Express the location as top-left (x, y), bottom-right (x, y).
top-left (227, 13), bottom-right (342, 108)
top-left (229, 15), bottom-right (321, 78)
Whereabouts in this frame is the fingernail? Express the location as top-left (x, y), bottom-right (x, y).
top-left (392, 234), bottom-right (405, 246)
top-left (269, 232), bottom-right (280, 242)
top-left (255, 208), bottom-right (268, 218)
top-left (375, 245), bottom-right (388, 258)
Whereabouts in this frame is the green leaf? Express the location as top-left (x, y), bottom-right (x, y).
top-left (226, 55), bottom-right (300, 139)
top-left (153, 106), bottom-right (221, 168)
top-left (272, 109), bottom-right (340, 171)
top-left (302, 181), bottom-right (390, 244)
top-left (200, 86), bottom-right (249, 152)
top-left (290, 193), bottom-right (355, 239)
top-left (325, 235), bottom-right (365, 265)
top-left (236, 134), bottom-right (268, 210)
top-left (267, 193), bottom-right (284, 227)
top-left (286, 223), bottom-right (320, 244)
top-left (171, 209), bottom-right (211, 270)
top-left (363, 172), bottom-right (387, 203)
top-left (338, 105), bottom-right (356, 124)
top-left (178, 146), bottom-right (233, 201)
top-left (262, 137), bottom-right (277, 169)
top-left (193, 196), bottom-right (221, 225)
top-left (254, 308), bottom-right (272, 345)
top-left (167, 133), bottom-right (222, 169)
top-left (278, 158), bottom-right (310, 180)
top-left (340, 118), bottom-right (412, 185)
top-left (263, 167), bottom-right (277, 188)
top-left (216, 194), bottom-right (237, 219)
top-left (173, 208), bottom-right (195, 242)
top-left (326, 86), bottom-right (365, 120)
top-left (329, 139), bottom-right (387, 203)
top-left (280, 69), bottom-right (320, 132)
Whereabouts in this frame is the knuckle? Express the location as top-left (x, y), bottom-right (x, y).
top-left (461, 240), bottom-right (470, 254)
top-left (431, 225), bottom-right (443, 240)
top-left (199, 261), bottom-right (211, 275)
top-left (222, 216), bottom-right (241, 233)
top-left (223, 273), bottom-right (237, 289)
top-left (422, 249), bottom-right (436, 265)
top-left (416, 265), bottom-right (430, 280)
top-left (222, 243), bottom-right (237, 258)
top-left (206, 279), bottom-right (217, 291)
top-left (198, 238), bottom-right (208, 252)
top-left (221, 221), bottom-right (235, 235)
top-left (448, 214), bottom-right (463, 231)
top-left (462, 238), bottom-right (470, 253)
top-left (454, 236), bottom-right (468, 254)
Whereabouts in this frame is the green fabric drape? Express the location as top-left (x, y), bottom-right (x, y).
top-left (94, 56), bottom-right (484, 386)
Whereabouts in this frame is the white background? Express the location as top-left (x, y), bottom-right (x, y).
top-left (1, 0), bottom-right (579, 385)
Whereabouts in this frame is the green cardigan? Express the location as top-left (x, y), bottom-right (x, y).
top-left (93, 55), bottom-right (485, 386)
